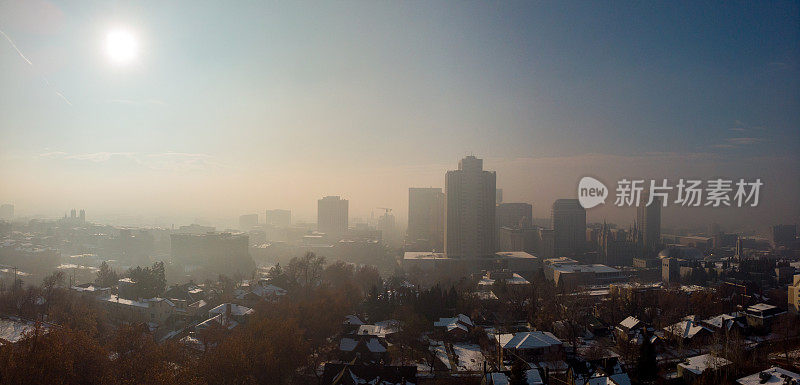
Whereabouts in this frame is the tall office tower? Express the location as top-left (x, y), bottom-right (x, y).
top-left (551, 199), bottom-right (586, 257)
top-left (70, 208), bottom-right (77, 219)
top-left (239, 213), bottom-right (259, 230)
top-left (637, 195), bottom-right (662, 255)
top-left (265, 209), bottom-right (292, 227)
top-left (79, 209), bottom-right (86, 223)
top-left (318, 196), bottom-right (349, 234)
top-left (408, 188), bottom-right (445, 251)
top-left (445, 155), bottom-right (496, 258)
top-left (496, 188), bottom-right (503, 204)
top-left (0, 204), bottom-right (13, 220)
top-left (496, 203), bottom-right (533, 229)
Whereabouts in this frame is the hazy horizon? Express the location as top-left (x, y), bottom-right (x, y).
top-left (1, 1), bottom-right (798, 231)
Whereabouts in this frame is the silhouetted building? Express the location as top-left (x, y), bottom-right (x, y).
top-left (318, 196), bottom-right (348, 235)
top-left (551, 199), bottom-right (585, 257)
top-left (407, 188), bottom-right (445, 251)
top-left (637, 194), bottom-right (661, 255)
top-left (170, 232), bottom-right (254, 277)
top-left (265, 209), bottom-right (291, 227)
top-left (496, 202), bottom-right (532, 229)
top-left (239, 214), bottom-right (259, 230)
top-left (445, 156), bottom-right (496, 258)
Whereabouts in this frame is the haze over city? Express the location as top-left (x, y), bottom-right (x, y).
top-left (1, 1), bottom-right (798, 231)
top-left (1, 2), bottom-right (800, 385)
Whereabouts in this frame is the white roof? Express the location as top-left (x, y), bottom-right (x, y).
top-left (434, 314), bottom-right (473, 329)
top-left (0, 317), bottom-right (48, 344)
top-left (496, 331), bottom-right (562, 350)
top-left (736, 366), bottom-right (800, 385)
top-left (678, 354), bottom-right (732, 375)
top-left (208, 303), bottom-right (254, 317)
top-left (747, 303), bottom-right (777, 312)
top-left (665, 318), bottom-right (712, 339)
top-left (619, 316), bottom-right (641, 330)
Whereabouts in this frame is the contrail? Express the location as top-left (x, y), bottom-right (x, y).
top-left (0, 28), bottom-right (33, 66)
top-left (0, 27), bottom-right (72, 106)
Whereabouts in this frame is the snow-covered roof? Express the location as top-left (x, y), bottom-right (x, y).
top-left (678, 354), bottom-right (732, 375)
top-left (0, 317), bottom-right (49, 344)
top-left (208, 303), bottom-right (254, 317)
top-left (665, 318), bottom-right (712, 339)
top-left (702, 313), bottom-right (745, 331)
top-left (736, 366), bottom-right (800, 385)
top-left (434, 314), bottom-right (473, 329)
top-left (195, 313), bottom-right (238, 330)
top-left (618, 316), bottom-right (641, 330)
top-left (339, 336), bottom-right (386, 353)
top-left (496, 331), bottom-right (563, 350)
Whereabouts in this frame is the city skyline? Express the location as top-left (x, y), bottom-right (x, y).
top-left (0, 1), bottom-right (798, 230)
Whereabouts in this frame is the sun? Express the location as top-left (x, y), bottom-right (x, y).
top-left (104, 29), bottom-right (138, 65)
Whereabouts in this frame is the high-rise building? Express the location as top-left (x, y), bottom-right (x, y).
top-left (496, 203), bottom-right (533, 229)
top-left (496, 188), bottom-right (503, 204)
top-left (70, 208), bottom-right (77, 219)
top-left (445, 156), bottom-right (496, 258)
top-left (239, 213), bottom-right (259, 230)
top-left (637, 195), bottom-right (662, 255)
top-left (551, 199), bottom-right (586, 257)
top-left (265, 209), bottom-right (291, 227)
top-left (79, 209), bottom-right (86, 223)
top-left (318, 196), bottom-right (348, 234)
top-left (407, 188), bottom-right (445, 251)
top-left (0, 204), bottom-right (13, 220)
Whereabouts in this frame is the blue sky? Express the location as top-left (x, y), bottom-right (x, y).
top-left (0, 1), bottom-right (798, 228)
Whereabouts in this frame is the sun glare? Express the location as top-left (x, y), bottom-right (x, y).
top-left (104, 29), bottom-right (138, 65)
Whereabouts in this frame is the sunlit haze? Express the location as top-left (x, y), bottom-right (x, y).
top-left (0, 1), bottom-right (798, 231)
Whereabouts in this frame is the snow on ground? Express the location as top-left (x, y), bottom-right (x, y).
top-left (452, 343), bottom-right (485, 371)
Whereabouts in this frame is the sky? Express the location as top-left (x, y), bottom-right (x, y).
top-left (0, 1), bottom-right (798, 231)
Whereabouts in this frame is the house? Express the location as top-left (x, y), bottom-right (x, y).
top-left (343, 314), bottom-right (364, 332)
top-left (615, 316), bottom-right (651, 343)
top-left (700, 312), bottom-right (747, 334)
top-left (495, 331), bottom-right (564, 362)
top-left (677, 354), bottom-right (732, 383)
top-left (234, 280), bottom-right (287, 304)
top-left (745, 303), bottom-right (785, 330)
top-left (99, 295), bottom-right (183, 328)
top-left (319, 363), bottom-right (416, 385)
top-left (355, 319), bottom-right (400, 340)
top-left (736, 366), bottom-right (800, 385)
top-left (207, 303), bottom-right (253, 324)
top-left (483, 368), bottom-right (545, 385)
top-left (566, 357), bottom-right (630, 385)
top-left (434, 314), bottom-right (474, 340)
top-left (663, 316), bottom-right (714, 343)
top-left (164, 282), bottom-right (205, 302)
top-left (338, 334), bottom-right (389, 364)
